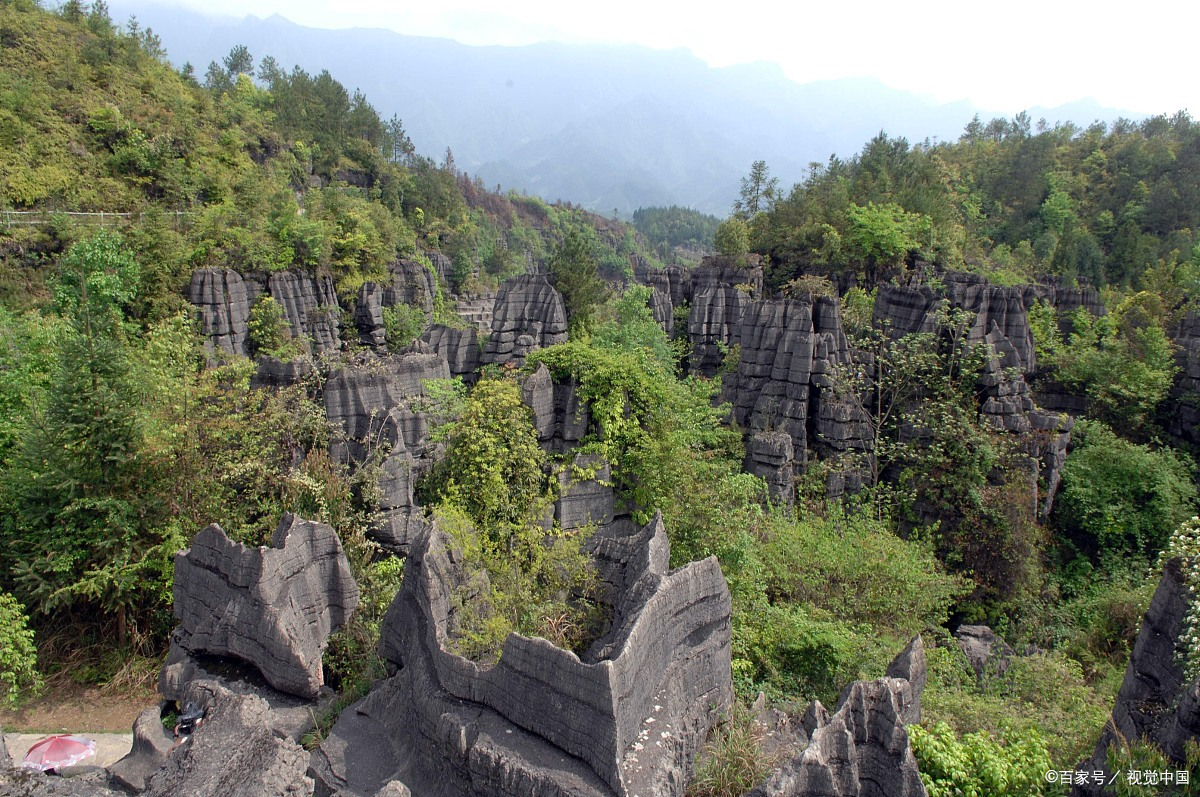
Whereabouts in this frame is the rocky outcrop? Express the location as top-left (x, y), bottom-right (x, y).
top-left (168, 514), bottom-right (359, 700)
top-left (746, 636), bottom-right (927, 797)
top-left (649, 287), bottom-right (675, 336)
top-left (1075, 558), bottom-right (1200, 792)
top-left (520, 363), bottom-right (592, 453)
top-left (554, 454), bottom-right (615, 530)
top-left (420, 324), bottom-right (480, 380)
top-left (188, 269), bottom-right (252, 358)
top-left (250, 355), bottom-right (315, 390)
top-left (109, 707), bottom-right (177, 793)
top-left (954, 624), bottom-right (1016, 680)
top-left (687, 259), bottom-right (762, 376)
top-left (353, 261), bottom-right (439, 351)
top-left (723, 295), bottom-right (873, 503)
top-left (1168, 309), bottom-right (1200, 449)
top-left (875, 275), bottom-right (1036, 374)
top-left (0, 769), bottom-right (124, 796)
top-left (481, 274), bottom-right (568, 366)
top-left (323, 351), bottom-right (449, 553)
top-left (267, 271), bottom-right (342, 355)
top-left (634, 259), bottom-right (691, 310)
top-left (142, 682), bottom-right (314, 797)
top-left (311, 513), bottom-right (732, 797)
top-left (354, 282), bottom-right (389, 350)
top-left (389, 259), bottom-right (437, 316)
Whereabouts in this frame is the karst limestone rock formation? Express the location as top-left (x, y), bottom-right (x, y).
top-left (310, 512), bottom-right (732, 797)
top-left (324, 349), bottom-right (449, 553)
top-left (481, 273), bottom-right (569, 366)
top-left (165, 514), bottom-right (359, 701)
top-left (141, 682), bottom-right (315, 797)
top-left (745, 636), bottom-right (928, 797)
top-left (1073, 558), bottom-right (1200, 793)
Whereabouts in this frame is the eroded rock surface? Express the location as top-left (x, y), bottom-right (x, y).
top-left (267, 271), bottom-right (342, 355)
top-left (169, 514), bottom-right (359, 700)
top-left (1075, 558), bottom-right (1200, 792)
top-left (481, 274), bottom-right (568, 366)
top-left (687, 259), bottom-right (762, 376)
top-left (188, 268), bottom-right (251, 359)
top-left (324, 352), bottom-right (449, 552)
top-left (109, 706), bottom-right (176, 793)
top-left (420, 324), bottom-right (480, 381)
top-left (745, 636), bottom-right (927, 797)
top-left (311, 513), bottom-right (732, 797)
top-left (143, 682), bottom-right (314, 797)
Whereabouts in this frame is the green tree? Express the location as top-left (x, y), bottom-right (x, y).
top-left (846, 201), bottom-right (929, 282)
top-left (549, 229), bottom-right (610, 335)
top-left (734, 160), bottom-right (779, 219)
top-left (714, 217), bottom-right (750, 257)
top-left (1, 232), bottom-right (165, 645)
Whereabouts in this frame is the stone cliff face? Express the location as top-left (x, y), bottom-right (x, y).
top-left (481, 274), bottom-right (569, 367)
top-left (1075, 558), bottom-right (1200, 792)
top-left (324, 350), bottom-right (450, 553)
top-left (311, 513), bottom-right (732, 797)
top-left (420, 323), bottom-right (481, 381)
top-left (722, 295), bottom-right (873, 504)
top-left (167, 514), bottom-right (359, 701)
top-left (687, 259), bottom-right (763, 376)
top-left (188, 268), bottom-right (252, 358)
top-left (267, 270), bottom-right (342, 355)
top-left (190, 268), bottom-right (344, 359)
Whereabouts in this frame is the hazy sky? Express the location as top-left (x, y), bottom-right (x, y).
top-left (143, 0), bottom-right (1194, 115)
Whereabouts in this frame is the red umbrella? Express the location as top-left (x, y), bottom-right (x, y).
top-left (21, 735), bottom-right (96, 771)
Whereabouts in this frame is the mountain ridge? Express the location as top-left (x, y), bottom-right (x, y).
top-left (110, 2), bottom-right (1144, 215)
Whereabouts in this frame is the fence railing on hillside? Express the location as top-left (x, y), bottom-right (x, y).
top-left (0, 210), bottom-right (192, 228)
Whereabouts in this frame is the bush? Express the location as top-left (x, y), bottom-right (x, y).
top-left (921, 643), bottom-right (1112, 765)
top-left (0, 592), bottom-right (40, 706)
top-left (1054, 419), bottom-right (1198, 562)
top-left (910, 721), bottom-right (1057, 797)
top-left (381, 303), bottom-right (426, 349)
top-left (687, 702), bottom-right (775, 797)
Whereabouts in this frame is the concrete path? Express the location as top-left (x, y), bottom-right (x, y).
top-left (5, 732), bottom-right (132, 768)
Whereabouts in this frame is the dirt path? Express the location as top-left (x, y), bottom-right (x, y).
top-left (0, 683), bottom-right (158, 735)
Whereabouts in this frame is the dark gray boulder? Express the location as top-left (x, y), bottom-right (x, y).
top-left (312, 512), bottom-right (732, 797)
top-left (108, 706), bottom-right (176, 793)
top-left (187, 268), bottom-right (251, 359)
top-left (481, 274), bottom-right (568, 366)
top-left (169, 514), bottom-right (359, 700)
top-left (745, 636), bottom-right (928, 797)
top-left (142, 682), bottom-right (313, 797)
top-left (954, 625), bottom-right (1016, 680)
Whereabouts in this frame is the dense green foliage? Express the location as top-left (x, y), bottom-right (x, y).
top-left (631, 205), bottom-right (719, 264)
top-left (751, 114), bottom-right (1200, 295)
top-left (909, 721), bottom-right (1056, 797)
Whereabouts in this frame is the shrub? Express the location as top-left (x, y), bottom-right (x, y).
top-left (1054, 419), bottom-right (1198, 562)
top-left (687, 702), bottom-right (775, 797)
top-left (0, 592), bottom-right (40, 706)
top-left (909, 721), bottom-right (1057, 797)
top-left (381, 303), bottom-right (426, 348)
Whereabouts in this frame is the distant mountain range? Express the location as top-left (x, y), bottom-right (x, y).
top-left (111, 3), bottom-right (1145, 215)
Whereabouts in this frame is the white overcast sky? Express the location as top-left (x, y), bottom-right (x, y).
top-left (146, 0), bottom-right (1194, 115)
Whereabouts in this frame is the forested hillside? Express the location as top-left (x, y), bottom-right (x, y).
top-left (1, 1), bottom-right (1199, 795)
